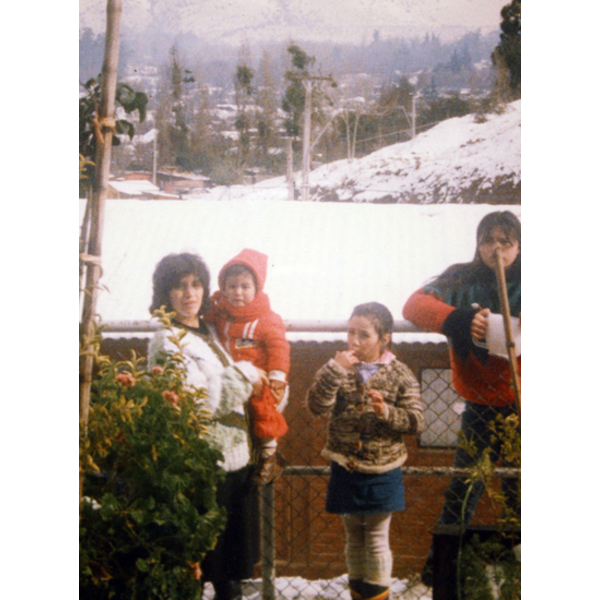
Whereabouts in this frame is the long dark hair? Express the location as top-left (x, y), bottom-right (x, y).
top-left (351, 302), bottom-right (394, 349)
top-left (433, 211), bottom-right (521, 289)
top-left (149, 253), bottom-right (211, 316)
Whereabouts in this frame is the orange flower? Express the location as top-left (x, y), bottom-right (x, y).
top-left (115, 372), bottom-right (136, 387)
top-left (162, 390), bottom-right (179, 406)
top-left (151, 366), bottom-right (164, 376)
top-left (188, 561), bottom-right (202, 580)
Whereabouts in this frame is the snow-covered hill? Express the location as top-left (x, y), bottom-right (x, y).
top-left (196, 101), bottom-right (520, 205)
top-left (308, 100), bottom-right (520, 204)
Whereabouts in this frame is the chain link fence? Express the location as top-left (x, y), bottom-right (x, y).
top-left (100, 323), bottom-right (521, 599)
top-left (257, 334), bottom-right (520, 599)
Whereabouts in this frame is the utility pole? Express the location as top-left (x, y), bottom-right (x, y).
top-left (411, 93), bottom-right (418, 140)
top-left (152, 129), bottom-right (158, 185)
top-left (293, 74), bottom-right (334, 202)
top-left (286, 138), bottom-right (294, 201)
top-left (301, 79), bottom-right (312, 202)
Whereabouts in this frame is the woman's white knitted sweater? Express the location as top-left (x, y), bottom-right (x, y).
top-left (148, 323), bottom-right (260, 472)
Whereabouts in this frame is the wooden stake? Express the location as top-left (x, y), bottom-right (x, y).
top-left (493, 250), bottom-right (521, 419)
top-left (79, 0), bottom-right (123, 426)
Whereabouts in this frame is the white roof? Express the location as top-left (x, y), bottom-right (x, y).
top-left (109, 179), bottom-right (160, 195)
top-left (81, 200), bottom-right (520, 342)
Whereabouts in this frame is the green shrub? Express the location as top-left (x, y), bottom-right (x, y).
top-left (456, 413), bottom-right (521, 599)
top-left (80, 315), bottom-right (226, 599)
top-left (461, 534), bottom-right (521, 599)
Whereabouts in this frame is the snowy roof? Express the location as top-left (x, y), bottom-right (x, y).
top-left (109, 179), bottom-right (160, 195)
top-left (81, 200), bottom-right (520, 342)
top-left (133, 128), bottom-right (157, 144)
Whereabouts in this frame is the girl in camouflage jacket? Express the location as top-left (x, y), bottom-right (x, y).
top-left (307, 303), bottom-right (424, 600)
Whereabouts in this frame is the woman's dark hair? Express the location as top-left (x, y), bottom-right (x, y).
top-left (351, 302), bottom-right (394, 347)
top-left (474, 211), bottom-right (521, 259)
top-left (149, 253), bottom-right (211, 316)
top-left (433, 211), bottom-right (521, 288)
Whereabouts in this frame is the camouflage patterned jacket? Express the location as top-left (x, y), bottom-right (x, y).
top-left (307, 357), bottom-right (425, 474)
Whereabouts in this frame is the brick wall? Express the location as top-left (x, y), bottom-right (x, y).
top-left (98, 337), bottom-right (505, 579)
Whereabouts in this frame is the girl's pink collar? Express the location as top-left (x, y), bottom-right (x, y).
top-left (375, 350), bottom-right (395, 364)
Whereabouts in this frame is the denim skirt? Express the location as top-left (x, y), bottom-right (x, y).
top-left (325, 461), bottom-right (405, 515)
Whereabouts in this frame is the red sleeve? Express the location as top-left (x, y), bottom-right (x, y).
top-left (259, 312), bottom-right (291, 375)
top-left (402, 289), bottom-right (456, 334)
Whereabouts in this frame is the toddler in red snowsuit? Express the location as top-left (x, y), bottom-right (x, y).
top-left (207, 248), bottom-right (289, 484)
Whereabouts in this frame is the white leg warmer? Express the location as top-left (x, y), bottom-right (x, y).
top-left (343, 514), bottom-right (366, 580)
top-left (363, 513), bottom-right (393, 587)
top-left (343, 513), bottom-right (394, 585)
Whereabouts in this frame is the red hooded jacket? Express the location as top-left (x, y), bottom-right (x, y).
top-left (207, 248), bottom-right (290, 380)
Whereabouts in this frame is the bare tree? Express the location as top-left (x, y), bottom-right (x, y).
top-left (256, 49), bottom-right (280, 172)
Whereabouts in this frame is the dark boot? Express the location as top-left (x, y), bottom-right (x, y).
top-left (212, 579), bottom-right (242, 600)
top-left (253, 451), bottom-right (285, 485)
top-left (361, 581), bottom-right (390, 600)
top-left (349, 578), bottom-right (363, 600)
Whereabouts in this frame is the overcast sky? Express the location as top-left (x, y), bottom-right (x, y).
top-left (79, 0), bottom-right (508, 44)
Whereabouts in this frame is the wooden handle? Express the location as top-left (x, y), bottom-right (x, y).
top-left (493, 250), bottom-right (521, 419)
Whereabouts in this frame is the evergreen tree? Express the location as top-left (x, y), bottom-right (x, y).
top-left (188, 67), bottom-right (217, 175)
top-left (281, 44), bottom-right (315, 138)
top-left (233, 43), bottom-right (255, 168)
top-left (492, 0), bottom-right (521, 99)
top-left (281, 43), bottom-right (335, 173)
top-left (156, 45), bottom-right (196, 170)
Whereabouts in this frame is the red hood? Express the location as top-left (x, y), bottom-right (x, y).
top-left (218, 248), bottom-right (268, 292)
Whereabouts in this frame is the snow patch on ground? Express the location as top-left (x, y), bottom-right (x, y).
top-left (202, 575), bottom-right (431, 600)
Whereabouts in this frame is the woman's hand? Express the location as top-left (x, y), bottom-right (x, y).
top-left (471, 308), bottom-right (490, 341)
top-left (333, 350), bottom-right (359, 370)
top-left (252, 369), bottom-right (270, 396)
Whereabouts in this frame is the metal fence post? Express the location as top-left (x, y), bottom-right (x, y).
top-left (260, 483), bottom-right (276, 600)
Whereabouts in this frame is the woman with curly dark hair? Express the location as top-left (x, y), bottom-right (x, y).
top-left (149, 252), bottom-right (268, 600)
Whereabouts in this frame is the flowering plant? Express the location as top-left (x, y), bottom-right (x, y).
top-left (79, 309), bottom-right (226, 600)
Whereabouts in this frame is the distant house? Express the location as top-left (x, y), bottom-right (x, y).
top-left (156, 168), bottom-right (211, 196)
top-left (121, 171), bottom-right (153, 181)
top-left (108, 170), bottom-right (211, 199)
top-left (108, 178), bottom-right (179, 200)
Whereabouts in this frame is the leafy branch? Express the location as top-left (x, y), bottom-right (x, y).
top-left (79, 75), bottom-right (148, 192)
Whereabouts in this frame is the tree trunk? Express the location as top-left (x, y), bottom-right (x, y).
top-left (79, 0), bottom-right (123, 426)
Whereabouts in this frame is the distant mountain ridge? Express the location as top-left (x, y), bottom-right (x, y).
top-left (79, 0), bottom-right (504, 45)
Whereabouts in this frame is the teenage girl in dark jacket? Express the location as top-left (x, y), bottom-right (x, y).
top-left (402, 210), bottom-right (521, 586)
